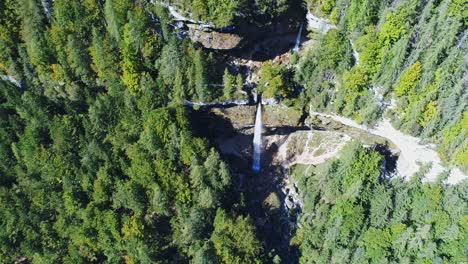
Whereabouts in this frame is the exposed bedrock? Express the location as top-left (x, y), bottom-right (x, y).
top-left (187, 27), bottom-right (243, 50)
top-left (189, 105), bottom-right (397, 171)
top-left (189, 104), bottom-right (398, 262)
top-left (159, 1), bottom-right (307, 55)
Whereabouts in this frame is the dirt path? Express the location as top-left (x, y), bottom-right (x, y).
top-left (310, 110), bottom-right (467, 184)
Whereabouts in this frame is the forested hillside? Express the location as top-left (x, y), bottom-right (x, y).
top-left (291, 143), bottom-right (467, 263)
top-left (164, 0), bottom-right (303, 27)
top-left (0, 0), bottom-right (466, 263)
top-left (0, 0), bottom-right (263, 262)
top-left (0, 0), bottom-right (227, 103)
top-left (297, 0), bottom-right (467, 171)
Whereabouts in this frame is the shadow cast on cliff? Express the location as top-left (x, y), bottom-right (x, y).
top-left (240, 141), bottom-right (300, 263)
top-left (223, 0), bottom-right (308, 61)
top-left (264, 126), bottom-right (310, 136)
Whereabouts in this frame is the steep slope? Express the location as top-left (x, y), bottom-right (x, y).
top-left (297, 0), bottom-right (467, 171)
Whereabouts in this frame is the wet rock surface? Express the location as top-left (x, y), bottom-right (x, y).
top-left (188, 104), bottom-right (399, 263)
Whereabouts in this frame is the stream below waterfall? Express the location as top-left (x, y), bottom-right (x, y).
top-left (187, 95), bottom-right (467, 263)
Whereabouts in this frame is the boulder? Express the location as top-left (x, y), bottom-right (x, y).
top-left (188, 28), bottom-right (243, 50)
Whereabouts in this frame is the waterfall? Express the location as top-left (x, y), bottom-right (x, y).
top-left (252, 102), bottom-right (263, 172)
top-left (293, 22), bottom-right (304, 52)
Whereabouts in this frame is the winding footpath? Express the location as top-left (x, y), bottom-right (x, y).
top-left (310, 109), bottom-right (467, 184)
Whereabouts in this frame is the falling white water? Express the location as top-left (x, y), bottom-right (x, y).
top-left (252, 103), bottom-right (263, 172)
top-left (293, 23), bottom-right (304, 52)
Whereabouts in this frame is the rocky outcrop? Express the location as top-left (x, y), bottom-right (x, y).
top-left (210, 105), bottom-right (302, 129)
top-left (188, 27), bottom-right (243, 50)
top-left (155, 1), bottom-right (243, 50)
top-left (204, 105), bottom-right (352, 168)
top-left (41, 0), bottom-right (53, 20)
top-left (306, 11), bottom-right (336, 34)
top-left (156, 1), bottom-right (306, 52)
top-left (1, 75), bottom-right (21, 88)
top-left (265, 130), bottom-right (351, 167)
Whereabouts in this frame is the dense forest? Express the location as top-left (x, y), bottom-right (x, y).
top-left (164, 0), bottom-right (303, 27)
top-left (297, 0), bottom-right (467, 171)
top-left (0, 0), bottom-right (466, 263)
top-left (291, 143), bottom-right (467, 263)
top-left (0, 0), bottom-right (263, 262)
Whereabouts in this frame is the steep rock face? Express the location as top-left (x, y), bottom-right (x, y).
top-left (188, 27), bottom-right (243, 50)
top-left (209, 105), bottom-right (302, 129)
top-left (204, 105), bottom-right (352, 168)
top-left (264, 130), bottom-right (351, 167)
top-left (215, 128), bottom-right (351, 167)
top-left (196, 105), bottom-right (397, 170)
top-left (306, 11), bottom-right (336, 34)
top-left (158, 2), bottom-right (306, 51)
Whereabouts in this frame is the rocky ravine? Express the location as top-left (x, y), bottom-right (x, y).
top-left (155, 1), bottom-right (306, 52)
top-left (309, 110), bottom-right (467, 184)
top-left (191, 104), bottom-right (398, 261)
top-left (208, 105), bottom-right (394, 168)
top-left (195, 103), bottom-right (466, 186)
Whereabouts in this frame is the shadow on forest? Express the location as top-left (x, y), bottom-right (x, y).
top-left (227, 33), bottom-right (309, 61)
top-left (225, 0), bottom-right (309, 62)
top-left (188, 106), bottom-right (400, 263)
top-left (188, 107), bottom-right (301, 263)
top-left (242, 143), bottom-right (301, 263)
top-left (187, 107), bottom-right (238, 139)
top-left (374, 144), bottom-right (398, 176)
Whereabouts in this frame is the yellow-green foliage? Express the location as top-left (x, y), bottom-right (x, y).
top-left (192, 0), bottom-right (208, 20)
top-left (20, 0), bottom-right (53, 77)
top-left (447, 0), bottom-right (468, 24)
top-left (356, 28), bottom-right (381, 74)
top-left (212, 209), bottom-right (263, 263)
top-left (122, 18), bottom-right (140, 93)
top-left (394, 61), bottom-right (422, 97)
top-left (329, 8), bottom-right (340, 24)
top-left (453, 141), bottom-right (467, 168)
top-left (378, 8), bottom-right (409, 47)
top-left (259, 61), bottom-right (293, 99)
top-left (440, 112), bottom-right (468, 168)
top-left (320, 0), bottom-right (336, 14)
top-left (419, 100), bottom-right (437, 127)
top-left (191, 0), bottom-right (238, 27)
top-left (343, 65), bottom-right (370, 92)
top-left (0, 0), bottom-right (20, 73)
top-left (121, 215), bottom-right (144, 240)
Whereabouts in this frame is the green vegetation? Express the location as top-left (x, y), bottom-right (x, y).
top-left (292, 143), bottom-right (467, 263)
top-left (166, 0), bottom-right (303, 27)
top-left (297, 0), bottom-right (467, 169)
top-left (167, 0), bottom-right (238, 27)
top-left (259, 61), bottom-right (295, 100)
top-left (0, 0), bottom-right (260, 262)
top-left (0, 0), bottom-right (466, 263)
top-left (212, 209), bottom-right (264, 263)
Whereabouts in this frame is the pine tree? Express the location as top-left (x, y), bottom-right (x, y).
top-left (223, 68), bottom-right (235, 99)
top-left (194, 49), bottom-right (208, 102)
top-left (236, 73), bottom-right (243, 92)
